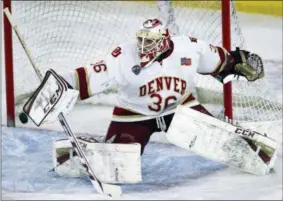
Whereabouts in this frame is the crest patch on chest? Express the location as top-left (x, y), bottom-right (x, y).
top-left (132, 65), bottom-right (141, 75)
top-left (181, 57), bottom-right (191, 66)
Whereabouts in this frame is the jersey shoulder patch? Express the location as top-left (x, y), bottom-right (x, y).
top-left (111, 46), bottom-right (122, 58)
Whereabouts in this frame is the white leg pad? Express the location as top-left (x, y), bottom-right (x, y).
top-left (53, 138), bottom-right (142, 184)
top-left (166, 105), bottom-right (280, 175)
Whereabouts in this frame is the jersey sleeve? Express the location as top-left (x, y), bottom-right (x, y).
top-left (196, 39), bottom-right (230, 75)
top-left (59, 54), bottom-right (120, 100)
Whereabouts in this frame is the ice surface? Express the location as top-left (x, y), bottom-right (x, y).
top-left (2, 126), bottom-right (282, 200)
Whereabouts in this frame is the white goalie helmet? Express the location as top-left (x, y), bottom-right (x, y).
top-left (136, 18), bottom-right (171, 67)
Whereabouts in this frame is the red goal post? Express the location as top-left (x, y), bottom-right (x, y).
top-left (3, 0), bottom-right (15, 127)
top-left (222, 0), bottom-right (233, 122)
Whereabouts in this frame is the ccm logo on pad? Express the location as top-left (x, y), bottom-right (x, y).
top-left (234, 128), bottom-right (267, 138)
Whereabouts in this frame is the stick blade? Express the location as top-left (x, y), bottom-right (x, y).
top-left (92, 181), bottom-right (122, 198)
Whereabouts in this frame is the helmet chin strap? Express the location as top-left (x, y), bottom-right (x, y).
top-left (140, 39), bottom-right (171, 68)
top-left (141, 40), bottom-right (174, 68)
top-left (140, 51), bottom-right (162, 68)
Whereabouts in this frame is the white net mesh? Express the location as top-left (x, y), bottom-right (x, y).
top-left (8, 1), bottom-right (282, 124)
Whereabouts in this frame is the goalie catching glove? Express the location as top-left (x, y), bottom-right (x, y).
top-left (23, 69), bottom-right (79, 126)
top-left (219, 48), bottom-right (264, 82)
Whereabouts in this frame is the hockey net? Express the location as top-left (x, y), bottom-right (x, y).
top-left (3, 1), bottom-right (282, 130)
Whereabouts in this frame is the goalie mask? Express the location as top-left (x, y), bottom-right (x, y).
top-left (136, 18), bottom-right (171, 68)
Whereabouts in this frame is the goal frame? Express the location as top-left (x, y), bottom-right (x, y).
top-left (3, 0), bottom-right (232, 127)
top-left (3, 0), bottom-right (15, 127)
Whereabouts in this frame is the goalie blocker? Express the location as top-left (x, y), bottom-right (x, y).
top-left (22, 69), bottom-right (79, 126)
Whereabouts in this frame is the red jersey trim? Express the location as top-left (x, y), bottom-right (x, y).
top-left (75, 67), bottom-right (90, 100)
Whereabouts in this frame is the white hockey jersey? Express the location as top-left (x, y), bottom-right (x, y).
top-left (61, 36), bottom-right (229, 122)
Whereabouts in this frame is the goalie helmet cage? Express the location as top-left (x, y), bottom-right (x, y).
top-left (3, 0), bottom-right (282, 127)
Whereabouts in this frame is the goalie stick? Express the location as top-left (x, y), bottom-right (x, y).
top-left (3, 8), bottom-right (122, 198)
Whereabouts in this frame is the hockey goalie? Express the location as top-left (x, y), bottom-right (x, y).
top-left (23, 18), bottom-right (280, 184)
